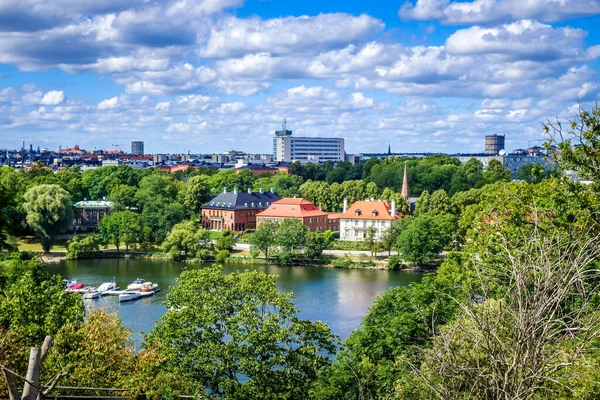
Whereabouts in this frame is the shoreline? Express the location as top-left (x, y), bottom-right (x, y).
top-left (31, 250), bottom-right (437, 272)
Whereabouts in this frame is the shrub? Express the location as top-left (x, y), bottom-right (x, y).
top-left (67, 235), bottom-right (100, 259)
top-left (215, 250), bottom-right (230, 263)
top-left (387, 255), bottom-right (403, 270)
top-left (278, 251), bottom-right (293, 265)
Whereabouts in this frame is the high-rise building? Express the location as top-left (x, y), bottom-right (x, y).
top-left (272, 120), bottom-right (344, 163)
top-left (131, 141), bottom-right (144, 155)
top-left (484, 134), bottom-right (505, 155)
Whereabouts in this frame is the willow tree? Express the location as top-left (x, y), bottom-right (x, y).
top-left (23, 184), bottom-right (73, 252)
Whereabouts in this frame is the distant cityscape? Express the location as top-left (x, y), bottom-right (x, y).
top-left (0, 123), bottom-right (552, 178)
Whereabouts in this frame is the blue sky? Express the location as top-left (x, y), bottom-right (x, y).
top-left (0, 0), bottom-right (599, 155)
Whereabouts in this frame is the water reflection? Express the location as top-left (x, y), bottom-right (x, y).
top-left (49, 259), bottom-right (422, 343)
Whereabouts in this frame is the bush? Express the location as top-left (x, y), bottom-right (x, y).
top-left (67, 235), bottom-right (100, 259)
top-left (278, 251), bottom-right (293, 265)
top-left (250, 249), bottom-right (260, 259)
top-left (215, 249), bottom-right (230, 263)
top-left (387, 255), bottom-right (403, 270)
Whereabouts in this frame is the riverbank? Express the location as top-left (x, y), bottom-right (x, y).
top-left (31, 249), bottom-right (439, 272)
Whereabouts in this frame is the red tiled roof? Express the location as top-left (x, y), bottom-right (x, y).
top-left (256, 198), bottom-right (328, 218)
top-left (340, 200), bottom-right (402, 220)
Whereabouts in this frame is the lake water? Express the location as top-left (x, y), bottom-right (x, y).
top-left (48, 259), bottom-right (423, 343)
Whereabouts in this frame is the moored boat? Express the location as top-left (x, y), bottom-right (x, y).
top-left (119, 292), bottom-right (141, 302)
top-left (83, 288), bottom-right (101, 299)
top-left (66, 283), bottom-right (85, 292)
top-left (126, 278), bottom-right (147, 291)
top-left (97, 279), bottom-right (119, 293)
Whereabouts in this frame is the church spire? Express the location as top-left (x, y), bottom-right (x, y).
top-left (401, 162), bottom-right (409, 202)
top-left (388, 142), bottom-right (391, 156)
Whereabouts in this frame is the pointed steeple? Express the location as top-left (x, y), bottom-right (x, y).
top-left (388, 142), bottom-right (391, 156)
top-left (401, 162), bottom-right (409, 202)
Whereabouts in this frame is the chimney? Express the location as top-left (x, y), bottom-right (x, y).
top-left (223, 187), bottom-right (227, 193)
top-left (343, 198), bottom-right (348, 213)
top-left (270, 187), bottom-right (275, 193)
top-left (234, 187), bottom-right (238, 194)
top-left (259, 188), bottom-right (264, 194)
top-left (391, 199), bottom-right (397, 218)
top-left (248, 188), bottom-right (252, 194)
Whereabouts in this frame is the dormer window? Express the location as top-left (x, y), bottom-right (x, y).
top-left (245, 203), bottom-right (248, 207)
top-left (372, 210), bottom-right (379, 217)
top-left (355, 209), bottom-right (361, 216)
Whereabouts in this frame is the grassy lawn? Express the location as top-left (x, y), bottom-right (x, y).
top-left (207, 230), bottom-right (222, 240)
top-left (17, 237), bottom-right (68, 252)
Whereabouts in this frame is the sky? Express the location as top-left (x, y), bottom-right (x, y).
top-left (0, 0), bottom-right (599, 155)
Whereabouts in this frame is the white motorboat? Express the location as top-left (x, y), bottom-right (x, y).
top-left (63, 279), bottom-right (77, 289)
top-left (127, 278), bottom-right (148, 291)
top-left (97, 279), bottom-right (119, 293)
top-left (83, 288), bottom-right (101, 299)
top-left (119, 292), bottom-right (141, 302)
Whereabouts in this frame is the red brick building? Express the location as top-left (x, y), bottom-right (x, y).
top-left (256, 198), bottom-right (335, 232)
top-left (202, 188), bottom-right (281, 231)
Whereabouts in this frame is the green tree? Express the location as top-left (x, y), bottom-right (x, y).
top-left (0, 258), bottom-right (84, 347)
top-left (249, 220), bottom-right (278, 258)
top-left (23, 184), bottom-right (73, 252)
top-left (121, 210), bottom-right (141, 252)
top-left (484, 159), bottom-right (512, 183)
top-left (277, 218), bottom-right (308, 252)
top-left (161, 220), bottom-right (212, 261)
top-left (147, 266), bottom-right (338, 400)
top-left (66, 235), bottom-right (100, 259)
top-left (362, 226), bottom-right (380, 256)
top-left (544, 103), bottom-right (600, 183)
top-left (215, 230), bottom-right (235, 252)
top-left (380, 224), bottom-right (399, 256)
top-left (98, 212), bottom-right (123, 252)
top-left (305, 231), bottom-right (326, 260)
top-left (396, 214), bottom-right (447, 265)
top-left (43, 309), bottom-right (135, 390)
top-left (108, 184), bottom-right (138, 210)
top-left (184, 175), bottom-right (211, 218)
top-left (315, 255), bottom-right (465, 400)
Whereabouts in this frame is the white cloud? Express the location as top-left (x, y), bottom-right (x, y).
top-left (97, 96), bottom-right (119, 110)
top-left (399, 0), bottom-right (600, 25)
top-left (199, 13), bottom-right (384, 58)
top-left (40, 90), bottom-right (65, 105)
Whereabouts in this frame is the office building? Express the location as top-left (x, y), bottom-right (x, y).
top-left (485, 134), bottom-right (505, 155)
top-left (272, 120), bottom-right (344, 163)
top-left (131, 141), bottom-right (144, 156)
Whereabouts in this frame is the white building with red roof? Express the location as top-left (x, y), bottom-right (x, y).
top-left (339, 199), bottom-right (401, 241)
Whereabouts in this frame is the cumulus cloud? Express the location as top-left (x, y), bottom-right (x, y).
top-left (199, 13), bottom-right (384, 58)
top-left (399, 0), bottom-right (600, 25)
top-left (97, 97), bottom-right (119, 110)
top-left (40, 90), bottom-right (65, 105)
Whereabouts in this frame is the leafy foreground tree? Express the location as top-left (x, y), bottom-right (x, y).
top-left (147, 266), bottom-right (338, 400)
top-left (0, 257), bottom-right (84, 387)
top-left (23, 184), bottom-right (73, 252)
top-left (402, 226), bottom-right (600, 400)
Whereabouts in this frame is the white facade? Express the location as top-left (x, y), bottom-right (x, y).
top-left (340, 218), bottom-right (393, 241)
top-left (272, 126), bottom-right (344, 163)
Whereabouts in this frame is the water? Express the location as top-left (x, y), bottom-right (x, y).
top-left (48, 259), bottom-right (422, 343)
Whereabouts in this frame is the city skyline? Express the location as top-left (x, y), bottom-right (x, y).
top-left (0, 0), bottom-right (599, 154)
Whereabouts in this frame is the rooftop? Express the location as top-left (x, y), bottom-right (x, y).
top-left (203, 189), bottom-right (281, 210)
top-left (257, 198), bottom-right (328, 218)
top-left (74, 200), bottom-right (114, 209)
top-left (340, 200), bottom-right (401, 221)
